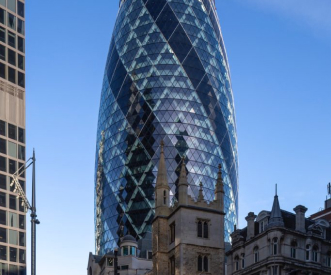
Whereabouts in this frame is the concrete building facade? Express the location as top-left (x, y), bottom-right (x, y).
top-left (0, 0), bottom-right (26, 274)
top-left (227, 192), bottom-right (331, 275)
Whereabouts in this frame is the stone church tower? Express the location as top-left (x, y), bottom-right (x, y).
top-left (152, 141), bottom-right (225, 275)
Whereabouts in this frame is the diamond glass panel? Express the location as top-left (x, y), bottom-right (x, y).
top-left (95, 0), bottom-right (238, 255)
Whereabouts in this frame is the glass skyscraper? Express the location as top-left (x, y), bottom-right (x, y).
top-left (95, 0), bottom-right (238, 255)
top-left (0, 0), bottom-right (26, 274)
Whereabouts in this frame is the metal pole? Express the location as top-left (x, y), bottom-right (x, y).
top-left (114, 248), bottom-right (118, 275)
top-left (31, 149), bottom-right (37, 275)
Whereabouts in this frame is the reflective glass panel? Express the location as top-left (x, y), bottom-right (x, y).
top-left (9, 229), bottom-right (17, 245)
top-left (0, 227), bottom-right (6, 243)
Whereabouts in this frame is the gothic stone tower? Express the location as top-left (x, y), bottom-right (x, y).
top-left (152, 141), bottom-right (225, 275)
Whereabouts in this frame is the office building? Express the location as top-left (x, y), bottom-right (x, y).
top-left (95, 0), bottom-right (238, 255)
top-left (0, 0), bottom-right (26, 274)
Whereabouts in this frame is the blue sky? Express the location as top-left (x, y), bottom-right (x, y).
top-left (24, 1), bottom-right (331, 274)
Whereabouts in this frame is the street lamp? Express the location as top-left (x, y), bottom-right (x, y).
top-left (10, 150), bottom-right (40, 275)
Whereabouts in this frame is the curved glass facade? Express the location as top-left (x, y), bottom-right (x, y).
top-left (95, 0), bottom-right (238, 255)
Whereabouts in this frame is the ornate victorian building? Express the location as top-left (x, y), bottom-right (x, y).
top-left (227, 191), bottom-right (331, 275)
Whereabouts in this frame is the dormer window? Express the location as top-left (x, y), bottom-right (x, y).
top-left (290, 241), bottom-right (297, 259)
top-left (197, 219), bottom-right (209, 239)
top-left (241, 253), bottom-right (245, 269)
top-left (259, 219), bottom-right (268, 233)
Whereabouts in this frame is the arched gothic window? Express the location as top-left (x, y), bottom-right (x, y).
top-left (241, 253), bottom-right (245, 269)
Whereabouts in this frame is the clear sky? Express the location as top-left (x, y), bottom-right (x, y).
top-left (24, 0), bottom-right (331, 274)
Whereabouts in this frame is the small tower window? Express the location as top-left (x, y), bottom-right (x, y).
top-left (272, 265), bottom-right (278, 275)
top-left (169, 222), bottom-right (175, 244)
top-left (272, 238), bottom-right (278, 255)
top-left (306, 244), bottom-right (311, 261)
top-left (254, 246), bottom-right (259, 263)
top-left (163, 190), bottom-right (167, 205)
top-left (203, 256), bottom-right (208, 272)
top-left (170, 256), bottom-right (175, 275)
top-left (312, 246), bottom-right (318, 262)
top-left (197, 219), bottom-right (209, 239)
top-left (197, 221), bottom-right (202, 238)
top-left (198, 255), bottom-right (202, 271)
top-left (203, 222), bottom-right (208, 238)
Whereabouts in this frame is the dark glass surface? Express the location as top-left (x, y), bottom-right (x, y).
top-left (9, 265), bottom-right (17, 275)
top-left (19, 266), bottom-right (26, 275)
top-left (7, 13), bottom-right (15, 30)
top-left (8, 159), bottom-right (16, 174)
top-left (0, 192), bottom-right (6, 207)
top-left (96, 0), bottom-right (238, 254)
top-left (17, 36), bottom-right (24, 52)
top-left (17, 1), bottom-right (24, 18)
top-left (0, 120), bottom-right (5, 136)
top-left (19, 249), bottom-right (25, 263)
top-left (18, 215), bottom-right (24, 229)
top-left (0, 138), bottom-right (6, 154)
top-left (0, 263), bottom-right (7, 275)
top-left (0, 27), bottom-right (5, 43)
top-left (0, 245), bottom-right (6, 260)
top-left (0, 210), bottom-right (6, 225)
top-left (8, 124), bottom-right (16, 140)
top-left (18, 198), bottom-right (24, 212)
top-left (0, 8), bottom-right (4, 25)
top-left (9, 247), bottom-right (16, 262)
top-left (0, 156), bottom-right (6, 172)
top-left (19, 232), bottom-right (24, 247)
top-left (7, 48), bottom-right (15, 66)
top-left (17, 18), bottom-right (24, 35)
top-left (18, 145), bottom-right (24, 160)
top-left (18, 54), bottom-right (24, 70)
top-left (0, 174), bottom-right (6, 190)
top-left (0, 62), bottom-right (5, 79)
top-left (0, 227), bottom-right (6, 243)
top-left (7, 32), bottom-right (15, 48)
top-left (8, 67), bottom-right (15, 84)
top-left (0, 44), bottom-right (5, 61)
top-left (9, 195), bottom-right (16, 210)
top-left (18, 71), bottom-right (24, 87)
top-left (18, 128), bottom-right (24, 143)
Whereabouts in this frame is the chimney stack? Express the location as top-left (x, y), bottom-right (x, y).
top-left (293, 205), bottom-right (308, 233)
top-left (245, 212), bottom-right (256, 240)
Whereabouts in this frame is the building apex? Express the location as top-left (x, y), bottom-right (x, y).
top-left (156, 140), bottom-right (169, 189)
top-left (178, 156), bottom-right (188, 187)
top-left (198, 182), bottom-right (204, 201)
top-left (268, 185), bottom-right (284, 227)
top-left (215, 164), bottom-right (224, 194)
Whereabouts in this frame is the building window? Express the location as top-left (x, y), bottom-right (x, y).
top-left (170, 256), bottom-right (175, 275)
top-left (259, 219), bottom-right (268, 233)
top-left (0, 120), bottom-right (5, 136)
top-left (0, 227), bottom-right (6, 243)
top-left (9, 247), bottom-right (16, 262)
top-left (273, 238), bottom-right (278, 255)
top-left (327, 252), bottom-right (331, 267)
top-left (0, 156), bottom-right (6, 172)
top-left (198, 255), bottom-right (202, 271)
top-left (306, 244), bottom-right (311, 261)
top-left (8, 124), bottom-right (16, 140)
top-left (290, 241), bottom-right (297, 259)
top-left (0, 263), bottom-right (7, 275)
top-left (122, 246), bottom-right (129, 256)
top-left (107, 258), bottom-right (113, 266)
top-left (121, 265), bottom-right (129, 270)
top-left (241, 253), bottom-right (245, 269)
top-left (197, 220), bottom-right (209, 239)
top-left (203, 256), bottom-right (208, 272)
top-left (0, 174), bottom-right (6, 190)
top-left (17, 1), bottom-right (24, 18)
top-left (254, 246), bottom-right (259, 263)
top-left (163, 190), bottom-right (166, 205)
top-left (312, 246), bottom-right (318, 262)
top-left (234, 255), bottom-right (239, 271)
top-left (0, 245), bottom-right (6, 260)
top-left (272, 266), bottom-right (278, 275)
top-left (169, 222), bottom-right (175, 244)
